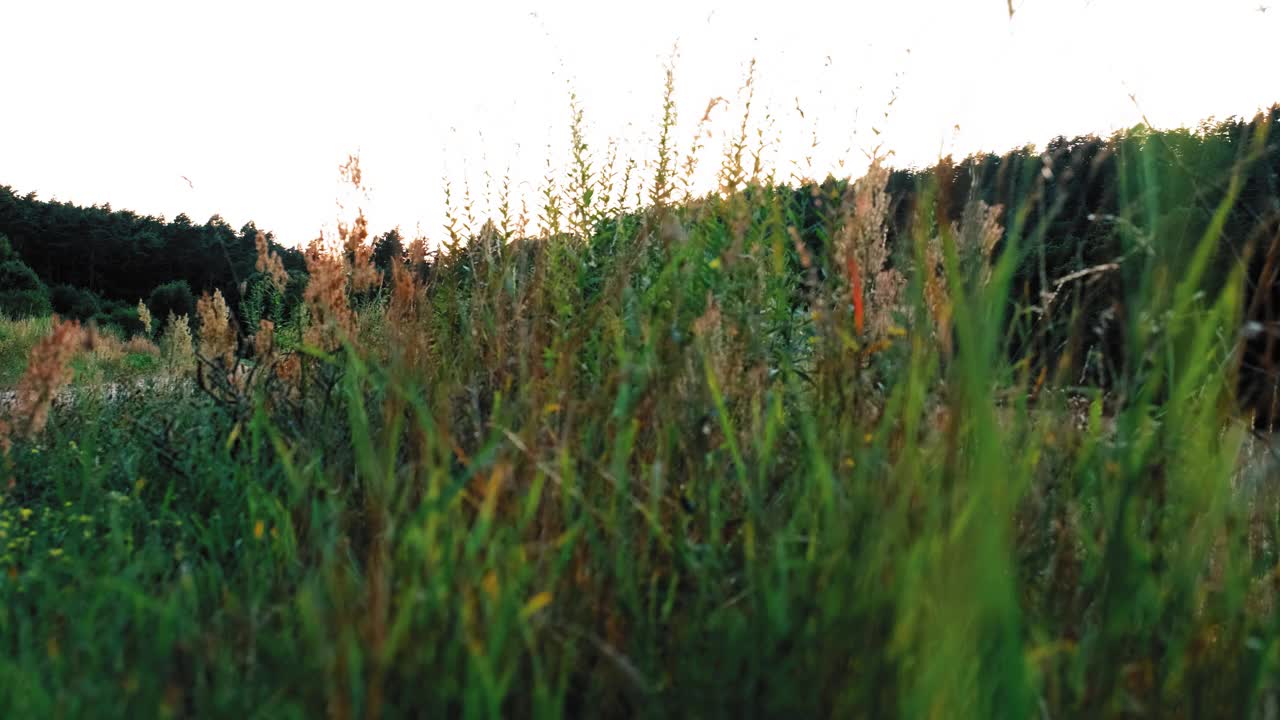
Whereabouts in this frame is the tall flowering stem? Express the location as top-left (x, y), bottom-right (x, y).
top-left (848, 254), bottom-right (865, 336)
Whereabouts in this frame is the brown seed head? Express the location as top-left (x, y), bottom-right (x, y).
top-left (255, 231), bottom-right (289, 293)
top-left (8, 317), bottom-right (87, 441)
top-left (253, 319), bottom-right (275, 359)
top-left (303, 244), bottom-right (355, 352)
top-left (196, 290), bottom-right (237, 366)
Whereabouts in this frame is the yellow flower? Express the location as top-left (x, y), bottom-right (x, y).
top-left (253, 520), bottom-right (265, 540)
top-left (19, 508), bottom-right (32, 522)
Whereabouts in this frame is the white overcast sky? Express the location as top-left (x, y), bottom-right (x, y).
top-left (1, 0), bottom-right (1277, 246)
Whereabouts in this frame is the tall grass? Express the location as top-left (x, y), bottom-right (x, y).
top-left (1, 72), bottom-right (1278, 718)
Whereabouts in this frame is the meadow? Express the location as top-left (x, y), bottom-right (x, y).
top-left (2, 76), bottom-right (1280, 717)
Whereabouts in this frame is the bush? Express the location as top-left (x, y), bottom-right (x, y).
top-left (0, 260), bottom-right (51, 319)
top-left (50, 284), bottom-right (103, 321)
top-left (91, 304), bottom-right (144, 337)
top-left (0, 289), bottom-right (52, 320)
top-left (0, 259), bottom-right (44, 293)
top-left (0, 233), bottom-right (15, 262)
top-left (147, 280), bottom-right (195, 322)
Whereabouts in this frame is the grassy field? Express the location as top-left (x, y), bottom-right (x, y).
top-left (2, 90), bottom-right (1280, 717)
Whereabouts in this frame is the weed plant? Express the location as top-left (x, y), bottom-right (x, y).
top-left (1, 71), bottom-right (1279, 718)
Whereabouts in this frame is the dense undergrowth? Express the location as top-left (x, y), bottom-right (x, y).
top-left (3, 73), bottom-right (1280, 717)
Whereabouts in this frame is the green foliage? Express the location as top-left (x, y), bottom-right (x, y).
top-left (91, 304), bottom-right (144, 337)
top-left (0, 289), bottom-right (51, 320)
top-left (49, 284), bottom-right (102, 321)
top-left (1, 98), bottom-right (1279, 718)
top-left (0, 192), bottom-right (307, 313)
top-left (146, 280), bottom-right (195, 323)
top-left (0, 260), bottom-right (51, 319)
top-left (0, 315), bottom-right (52, 384)
top-left (0, 259), bottom-right (44, 293)
top-left (371, 228), bottom-right (406, 273)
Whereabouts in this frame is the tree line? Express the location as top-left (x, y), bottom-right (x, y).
top-left (3, 105), bottom-right (1278, 408)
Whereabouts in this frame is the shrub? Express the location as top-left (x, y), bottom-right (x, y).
top-left (147, 280), bottom-right (195, 322)
top-left (0, 259), bottom-right (44, 293)
top-left (0, 289), bottom-right (52, 320)
top-left (50, 284), bottom-right (103, 321)
top-left (123, 352), bottom-right (160, 374)
top-left (0, 260), bottom-right (51, 319)
top-left (91, 304), bottom-right (144, 337)
top-left (0, 233), bottom-right (15, 262)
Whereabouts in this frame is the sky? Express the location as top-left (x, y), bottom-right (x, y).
top-left (2, 0), bottom-right (1277, 247)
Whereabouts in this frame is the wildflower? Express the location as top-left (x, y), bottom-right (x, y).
top-left (253, 520), bottom-right (264, 540)
top-left (19, 508), bottom-right (32, 521)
